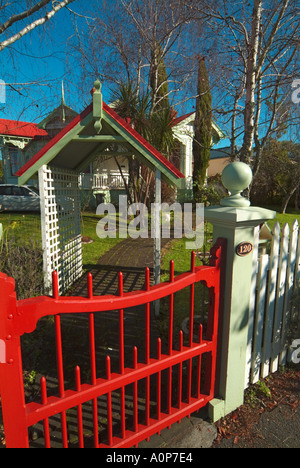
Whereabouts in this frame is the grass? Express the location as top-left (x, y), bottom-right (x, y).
top-left (0, 211), bottom-right (41, 243)
top-left (161, 222), bottom-right (214, 279)
top-left (0, 211), bottom-right (124, 268)
top-left (79, 212), bottom-right (124, 267)
top-left (0, 205), bottom-right (298, 272)
top-left (261, 206), bottom-right (300, 230)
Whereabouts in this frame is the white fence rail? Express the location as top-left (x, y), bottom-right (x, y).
top-left (246, 219), bottom-right (300, 388)
top-left (79, 171), bottom-right (129, 190)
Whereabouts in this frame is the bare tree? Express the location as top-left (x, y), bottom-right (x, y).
top-left (192, 0), bottom-right (299, 181)
top-left (0, 0), bottom-right (76, 52)
top-left (0, 1), bottom-right (87, 123)
top-left (69, 0), bottom-right (205, 114)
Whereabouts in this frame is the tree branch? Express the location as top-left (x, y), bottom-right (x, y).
top-left (0, 0), bottom-right (51, 35)
top-left (0, 0), bottom-right (75, 52)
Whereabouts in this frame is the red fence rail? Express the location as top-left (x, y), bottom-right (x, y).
top-left (0, 238), bottom-right (226, 448)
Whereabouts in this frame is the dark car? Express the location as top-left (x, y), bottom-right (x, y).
top-left (0, 184), bottom-right (40, 212)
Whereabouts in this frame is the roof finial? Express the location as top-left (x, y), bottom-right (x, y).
top-left (61, 80), bottom-right (66, 123)
top-left (93, 78), bottom-right (103, 134)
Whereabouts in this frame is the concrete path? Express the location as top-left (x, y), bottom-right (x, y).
top-left (71, 237), bottom-right (172, 297)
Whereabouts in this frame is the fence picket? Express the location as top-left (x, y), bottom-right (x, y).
top-left (261, 222), bottom-right (280, 379)
top-left (246, 219), bottom-right (300, 386)
top-left (295, 222), bottom-right (300, 289)
top-left (245, 225), bottom-right (260, 388)
top-left (280, 220), bottom-right (299, 365)
top-left (271, 223), bottom-right (290, 373)
top-left (251, 254), bottom-right (269, 384)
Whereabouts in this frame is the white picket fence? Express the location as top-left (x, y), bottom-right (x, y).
top-left (245, 219), bottom-right (300, 388)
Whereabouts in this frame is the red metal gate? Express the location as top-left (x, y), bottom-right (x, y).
top-left (0, 239), bottom-right (226, 448)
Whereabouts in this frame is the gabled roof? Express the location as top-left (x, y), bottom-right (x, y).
top-left (171, 112), bottom-right (194, 127)
top-left (38, 103), bottom-right (78, 130)
top-left (172, 111), bottom-right (226, 141)
top-left (0, 119), bottom-right (48, 138)
top-left (16, 83), bottom-right (184, 187)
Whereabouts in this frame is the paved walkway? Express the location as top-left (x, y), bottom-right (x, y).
top-left (71, 237), bottom-right (172, 297)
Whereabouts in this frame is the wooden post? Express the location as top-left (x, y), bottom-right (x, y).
top-left (154, 168), bottom-right (161, 285)
top-left (154, 169), bottom-right (161, 317)
top-left (206, 162), bottom-right (277, 421)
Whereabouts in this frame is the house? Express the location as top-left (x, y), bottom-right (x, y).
top-left (0, 119), bottom-right (48, 185)
top-left (16, 80), bottom-right (185, 292)
top-left (171, 112), bottom-right (227, 200)
top-left (1, 96), bottom-right (227, 204)
top-left (209, 146), bottom-right (233, 177)
top-left (0, 89), bottom-right (78, 186)
top-left (79, 110), bottom-right (227, 204)
top-left (172, 111), bottom-right (226, 181)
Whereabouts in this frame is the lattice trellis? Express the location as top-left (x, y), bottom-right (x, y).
top-left (38, 165), bottom-right (82, 294)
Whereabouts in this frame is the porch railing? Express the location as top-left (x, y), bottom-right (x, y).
top-left (79, 171), bottom-right (129, 191)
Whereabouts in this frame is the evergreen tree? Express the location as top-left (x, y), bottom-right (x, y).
top-left (192, 56), bottom-right (212, 202)
top-left (110, 78), bottom-right (176, 206)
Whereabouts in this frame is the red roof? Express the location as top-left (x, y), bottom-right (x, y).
top-left (0, 119), bottom-right (48, 138)
top-left (103, 103), bottom-right (184, 180)
top-left (16, 104), bottom-right (93, 177)
top-left (16, 102), bottom-right (184, 181)
top-left (171, 112), bottom-right (194, 127)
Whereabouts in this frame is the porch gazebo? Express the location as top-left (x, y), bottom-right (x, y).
top-left (16, 80), bottom-right (184, 294)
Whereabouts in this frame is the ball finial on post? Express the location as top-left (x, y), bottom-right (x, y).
top-left (221, 162), bottom-right (253, 207)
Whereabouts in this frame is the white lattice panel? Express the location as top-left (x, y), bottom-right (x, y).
top-left (39, 165), bottom-right (83, 294)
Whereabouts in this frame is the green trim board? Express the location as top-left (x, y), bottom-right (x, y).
top-left (16, 109), bottom-right (93, 186)
top-left (101, 110), bottom-right (182, 186)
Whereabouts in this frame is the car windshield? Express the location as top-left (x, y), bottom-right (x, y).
top-left (28, 186), bottom-right (39, 195)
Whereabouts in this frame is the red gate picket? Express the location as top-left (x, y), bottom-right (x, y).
top-left (0, 238), bottom-right (226, 448)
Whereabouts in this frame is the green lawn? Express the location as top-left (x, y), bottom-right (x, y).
top-left (263, 206), bottom-right (300, 230)
top-left (0, 211), bottom-right (41, 242)
top-left (0, 211), bottom-right (123, 268)
top-left (79, 213), bottom-right (124, 267)
top-left (161, 206), bottom-right (300, 280)
top-left (0, 205), bottom-right (299, 273)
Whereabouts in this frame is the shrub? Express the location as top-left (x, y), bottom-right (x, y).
top-left (193, 181), bottom-right (224, 207)
top-left (0, 236), bottom-right (44, 300)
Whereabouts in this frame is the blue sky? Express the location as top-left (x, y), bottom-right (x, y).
top-left (0, 1), bottom-right (230, 149)
top-left (0, 1), bottom-right (105, 122)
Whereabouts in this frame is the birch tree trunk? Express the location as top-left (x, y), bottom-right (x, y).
top-left (240, 0), bottom-right (262, 164)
